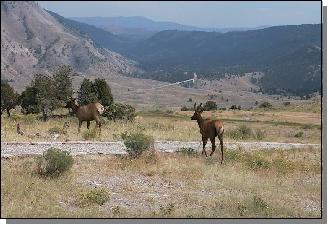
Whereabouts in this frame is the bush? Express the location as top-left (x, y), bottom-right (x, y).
top-left (259, 102), bottom-right (272, 109)
top-left (36, 148), bottom-right (73, 177)
top-left (121, 132), bottom-right (154, 158)
top-left (203, 101), bottom-right (217, 111)
top-left (254, 129), bottom-right (266, 140)
top-left (82, 128), bottom-right (97, 140)
top-left (294, 131), bottom-right (303, 138)
top-left (229, 105), bottom-right (241, 110)
top-left (246, 154), bottom-right (270, 170)
top-left (283, 102), bottom-right (291, 106)
top-left (227, 124), bottom-right (252, 140)
top-left (103, 103), bottom-right (136, 122)
top-left (23, 113), bottom-right (39, 124)
top-left (180, 105), bottom-right (190, 111)
top-left (79, 187), bottom-right (110, 206)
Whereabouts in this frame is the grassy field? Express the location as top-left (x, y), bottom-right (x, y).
top-left (1, 104), bottom-right (321, 144)
top-left (1, 102), bottom-right (322, 218)
top-left (1, 147), bottom-right (321, 218)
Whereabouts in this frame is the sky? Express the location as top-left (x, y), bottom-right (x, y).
top-left (37, 1), bottom-right (321, 28)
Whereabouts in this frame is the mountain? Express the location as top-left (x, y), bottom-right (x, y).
top-left (1, 1), bottom-right (140, 91)
top-left (123, 24), bottom-right (321, 95)
top-left (47, 10), bottom-right (132, 53)
top-left (70, 16), bottom-right (271, 41)
top-left (260, 45), bottom-right (321, 95)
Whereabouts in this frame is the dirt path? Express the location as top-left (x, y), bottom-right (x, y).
top-left (1, 141), bottom-right (320, 158)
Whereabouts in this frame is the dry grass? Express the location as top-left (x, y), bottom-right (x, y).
top-left (1, 108), bottom-right (321, 144)
top-left (1, 147), bottom-right (321, 218)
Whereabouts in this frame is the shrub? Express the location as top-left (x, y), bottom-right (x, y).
top-left (36, 148), bottom-right (73, 177)
top-left (283, 102), bottom-right (291, 106)
top-left (11, 112), bottom-right (22, 122)
top-left (121, 132), bottom-right (154, 158)
top-left (188, 98), bottom-right (192, 102)
top-left (103, 103), bottom-right (136, 122)
top-left (23, 113), bottom-right (39, 124)
top-left (227, 124), bottom-right (252, 140)
top-left (294, 131), bottom-right (303, 138)
top-left (79, 187), bottom-right (110, 206)
top-left (259, 102), bottom-right (272, 109)
top-left (180, 106), bottom-right (190, 111)
top-left (229, 105), bottom-right (241, 110)
top-left (252, 195), bottom-right (269, 213)
top-left (225, 150), bottom-right (243, 162)
top-left (254, 129), bottom-right (266, 140)
top-left (82, 128), bottom-right (97, 140)
top-left (246, 154), bottom-right (270, 170)
top-left (272, 158), bottom-right (295, 175)
top-left (177, 147), bottom-right (197, 156)
top-left (203, 101), bottom-right (217, 111)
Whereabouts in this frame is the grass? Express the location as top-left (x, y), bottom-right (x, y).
top-left (1, 147), bottom-right (321, 218)
top-left (1, 107), bottom-right (321, 144)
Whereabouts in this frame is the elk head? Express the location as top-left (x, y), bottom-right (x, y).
top-left (191, 103), bottom-right (204, 120)
top-left (64, 97), bottom-right (78, 109)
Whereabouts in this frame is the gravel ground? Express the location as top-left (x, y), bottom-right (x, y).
top-left (1, 141), bottom-right (320, 158)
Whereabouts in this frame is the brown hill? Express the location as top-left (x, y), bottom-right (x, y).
top-left (1, 1), bottom-right (140, 92)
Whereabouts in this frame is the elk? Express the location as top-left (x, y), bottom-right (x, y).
top-left (191, 103), bottom-right (225, 163)
top-left (65, 98), bottom-right (104, 133)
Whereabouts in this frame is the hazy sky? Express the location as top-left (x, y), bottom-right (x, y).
top-left (38, 1), bottom-right (321, 28)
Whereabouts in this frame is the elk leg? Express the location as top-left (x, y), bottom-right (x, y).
top-left (87, 121), bottom-right (90, 129)
top-left (202, 137), bottom-right (208, 157)
top-left (219, 133), bottom-right (224, 164)
top-left (78, 121), bottom-right (82, 133)
top-left (210, 137), bottom-right (216, 156)
top-left (95, 119), bottom-right (101, 135)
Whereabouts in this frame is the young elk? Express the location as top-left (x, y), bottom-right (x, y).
top-left (65, 98), bottom-right (104, 134)
top-left (191, 103), bottom-right (225, 163)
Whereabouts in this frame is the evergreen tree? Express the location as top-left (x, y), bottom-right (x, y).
top-left (1, 82), bottom-right (19, 117)
top-left (53, 65), bottom-right (73, 103)
top-left (78, 78), bottom-right (98, 105)
top-left (93, 78), bottom-right (113, 107)
top-left (20, 86), bottom-right (39, 114)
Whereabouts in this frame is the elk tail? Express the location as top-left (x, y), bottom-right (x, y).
top-left (215, 126), bottom-right (224, 137)
top-left (96, 103), bottom-right (105, 115)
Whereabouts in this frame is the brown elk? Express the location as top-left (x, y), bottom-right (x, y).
top-left (191, 103), bottom-right (225, 163)
top-left (65, 98), bottom-right (104, 133)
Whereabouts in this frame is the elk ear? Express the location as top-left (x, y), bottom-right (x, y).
top-left (198, 103), bottom-right (204, 112)
top-left (194, 103), bottom-right (197, 110)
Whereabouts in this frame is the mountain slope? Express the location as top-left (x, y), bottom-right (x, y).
top-left (70, 16), bottom-right (271, 41)
top-left (260, 45), bottom-right (321, 95)
top-left (127, 24), bottom-right (320, 70)
top-left (1, 1), bottom-right (139, 91)
top-left (47, 10), bottom-right (132, 53)
top-left (123, 24), bottom-right (321, 95)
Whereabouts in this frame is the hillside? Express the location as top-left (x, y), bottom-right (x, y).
top-left (0, 1), bottom-right (139, 92)
top-left (125, 24), bottom-right (321, 95)
top-left (70, 16), bottom-right (270, 39)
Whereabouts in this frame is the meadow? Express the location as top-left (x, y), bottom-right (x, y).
top-left (1, 102), bottom-right (321, 144)
top-left (0, 101), bottom-right (322, 218)
top-left (1, 147), bottom-right (321, 218)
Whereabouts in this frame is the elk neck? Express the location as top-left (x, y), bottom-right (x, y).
top-left (71, 103), bottom-right (79, 113)
top-left (196, 114), bottom-right (204, 130)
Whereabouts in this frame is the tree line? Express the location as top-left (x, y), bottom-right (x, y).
top-left (1, 65), bottom-right (135, 121)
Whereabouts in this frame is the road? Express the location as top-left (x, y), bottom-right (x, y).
top-left (1, 141), bottom-right (320, 158)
